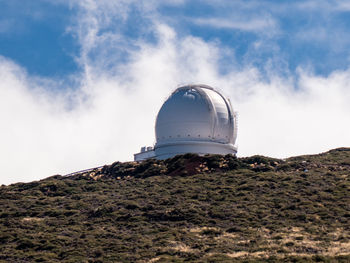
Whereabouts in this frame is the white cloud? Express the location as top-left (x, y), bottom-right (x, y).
top-left (324, 0), bottom-right (350, 12)
top-left (1, 0), bottom-right (350, 185)
top-left (234, 70), bottom-right (350, 158)
top-left (192, 16), bottom-right (277, 33)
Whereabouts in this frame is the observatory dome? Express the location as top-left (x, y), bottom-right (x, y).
top-left (153, 84), bottom-right (237, 159)
top-left (134, 84), bottom-right (237, 161)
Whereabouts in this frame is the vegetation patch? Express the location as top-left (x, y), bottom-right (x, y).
top-left (0, 148), bottom-right (349, 262)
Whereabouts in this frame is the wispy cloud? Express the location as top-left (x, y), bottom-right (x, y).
top-left (333, 0), bottom-right (350, 11)
top-left (192, 16), bottom-right (277, 33)
top-left (1, 0), bottom-right (350, 185)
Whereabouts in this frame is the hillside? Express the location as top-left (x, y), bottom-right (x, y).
top-left (0, 149), bottom-right (349, 262)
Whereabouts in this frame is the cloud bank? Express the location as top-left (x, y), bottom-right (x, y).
top-left (1, 0), bottom-right (350, 185)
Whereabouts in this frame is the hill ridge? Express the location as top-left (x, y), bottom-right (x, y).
top-left (68, 147), bottom-right (350, 181)
top-left (0, 148), bottom-right (349, 262)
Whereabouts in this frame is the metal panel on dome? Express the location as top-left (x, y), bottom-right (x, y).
top-left (201, 88), bottom-right (233, 143)
top-left (155, 87), bottom-right (214, 143)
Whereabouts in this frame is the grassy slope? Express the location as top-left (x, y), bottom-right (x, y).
top-left (0, 149), bottom-right (349, 262)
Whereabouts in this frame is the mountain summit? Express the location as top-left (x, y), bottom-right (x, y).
top-left (0, 149), bottom-right (349, 262)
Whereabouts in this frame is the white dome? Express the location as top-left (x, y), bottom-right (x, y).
top-left (153, 84), bottom-right (237, 159)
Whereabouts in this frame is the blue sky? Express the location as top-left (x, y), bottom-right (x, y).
top-left (1, 0), bottom-right (350, 184)
top-left (2, 0), bottom-right (350, 78)
top-left (0, 1), bottom-right (79, 77)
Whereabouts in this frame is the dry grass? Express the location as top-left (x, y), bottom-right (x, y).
top-left (0, 149), bottom-right (349, 262)
top-left (168, 241), bottom-right (197, 253)
top-left (227, 251), bottom-right (267, 258)
top-left (21, 217), bottom-right (44, 222)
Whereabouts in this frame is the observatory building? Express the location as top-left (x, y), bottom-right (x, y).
top-left (134, 84), bottom-right (237, 161)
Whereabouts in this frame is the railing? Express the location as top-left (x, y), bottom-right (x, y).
top-left (64, 165), bottom-right (104, 177)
